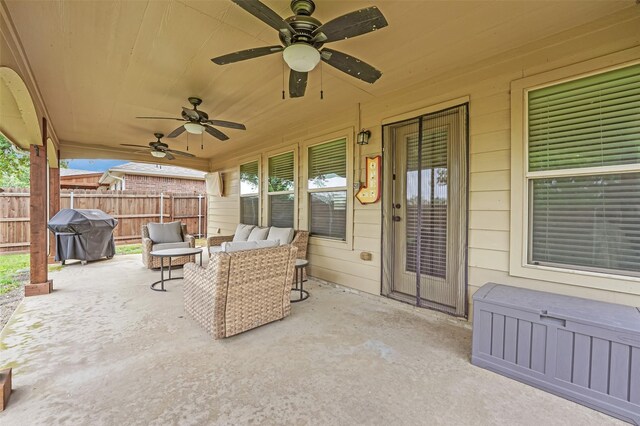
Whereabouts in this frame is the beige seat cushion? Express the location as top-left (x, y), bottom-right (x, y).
top-left (152, 241), bottom-right (190, 251)
top-left (222, 240), bottom-right (279, 253)
top-left (209, 245), bottom-right (224, 255)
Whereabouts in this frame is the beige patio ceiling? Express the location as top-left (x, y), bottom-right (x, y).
top-left (3, 0), bottom-right (633, 169)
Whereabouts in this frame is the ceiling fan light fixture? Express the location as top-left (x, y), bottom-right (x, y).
top-left (184, 122), bottom-right (205, 134)
top-left (150, 150), bottom-right (166, 158)
top-left (283, 43), bottom-right (320, 72)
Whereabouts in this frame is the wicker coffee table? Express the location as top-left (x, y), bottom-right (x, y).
top-left (291, 259), bottom-right (309, 302)
top-left (150, 247), bottom-right (203, 292)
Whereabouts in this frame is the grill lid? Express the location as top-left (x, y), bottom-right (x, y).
top-left (47, 209), bottom-right (118, 234)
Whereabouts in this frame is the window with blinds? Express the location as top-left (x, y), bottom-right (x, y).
top-left (268, 151), bottom-right (295, 228)
top-left (308, 139), bottom-right (347, 189)
top-left (308, 138), bottom-right (347, 240)
top-left (240, 161), bottom-right (259, 225)
top-left (240, 196), bottom-right (259, 226)
top-left (527, 64), bottom-right (640, 276)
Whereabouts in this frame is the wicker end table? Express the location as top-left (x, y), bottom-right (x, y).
top-left (291, 259), bottom-right (309, 303)
top-left (150, 247), bottom-right (203, 292)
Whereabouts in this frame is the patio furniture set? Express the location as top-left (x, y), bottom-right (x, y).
top-left (142, 221), bottom-right (310, 339)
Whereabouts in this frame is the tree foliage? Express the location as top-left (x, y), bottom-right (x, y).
top-left (0, 133), bottom-right (68, 188)
top-left (0, 133), bottom-right (30, 187)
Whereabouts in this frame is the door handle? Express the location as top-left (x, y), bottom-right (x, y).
top-left (392, 216), bottom-right (401, 222)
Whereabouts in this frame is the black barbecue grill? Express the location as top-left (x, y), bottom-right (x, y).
top-left (47, 209), bottom-right (118, 264)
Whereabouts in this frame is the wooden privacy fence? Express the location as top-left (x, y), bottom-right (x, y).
top-left (0, 188), bottom-right (207, 254)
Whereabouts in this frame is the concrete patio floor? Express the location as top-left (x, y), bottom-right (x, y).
top-left (0, 254), bottom-right (622, 425)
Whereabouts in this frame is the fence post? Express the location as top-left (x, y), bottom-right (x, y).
top-left (160, 193), bottom-right (164, 223)
top-left (198, 194), bottom-right (203, 238)
top-left (70, 191), bottom-right (74, 209)
top-left (170, 194), bottom-right (174, 223)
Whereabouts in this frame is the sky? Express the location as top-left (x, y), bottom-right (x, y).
top-left (66, 159), bottom-right (126, 172)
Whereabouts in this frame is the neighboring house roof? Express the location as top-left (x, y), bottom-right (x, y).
top-left (98, 162), bottom-right (206, 184)
top-left (60, 168), bottom-right (102, 177)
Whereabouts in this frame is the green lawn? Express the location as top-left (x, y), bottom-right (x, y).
top-left (0, 253), bottom-right (64, 295)
top-left (116, 244), bottom-right (143, 255)
top-left (0, 253), bottom-right (29, 295)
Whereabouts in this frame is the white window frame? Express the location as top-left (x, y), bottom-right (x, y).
top-left (264, 145), bottom-right (298, 228)
top-left (510, 51), bottom-right (640, 295)
top-left (238, 157), bottom-right (261, 226)
top-left (302, 128), bottom-right (354, 249)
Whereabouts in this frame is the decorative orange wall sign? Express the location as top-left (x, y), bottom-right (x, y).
top-left (356, 155), bottom-right (381, 204)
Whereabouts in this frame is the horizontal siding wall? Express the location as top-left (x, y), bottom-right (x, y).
top-left (208, 13), bottom-right (640, 318)
top-left (208, 167), bottom-right (240, 236)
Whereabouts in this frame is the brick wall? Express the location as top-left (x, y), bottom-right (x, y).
top-left (123, 174), bottom-right (205, 193)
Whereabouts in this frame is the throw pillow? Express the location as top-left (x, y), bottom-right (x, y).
top-left (266, 227), bottom-right (295, 246)
top-left (232, 224), bottom-right (256, 242)
top-left (248, 227), bottom-right (269, 241)
top-left (147, 221), bottom-right (183, 244)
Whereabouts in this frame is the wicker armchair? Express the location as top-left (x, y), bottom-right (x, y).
top-left (142, 223), bottom-right (195, 269)
top-left (207, 230), bottom-right (309, 261)
top-left (184, 245), bottom-right (298, 339)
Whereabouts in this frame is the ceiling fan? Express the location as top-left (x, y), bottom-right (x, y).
top-left (136, 97), bottom-right (247, 141)
top-left (121, 133), bottom-right (195, 160)
top-left (211, 0), bottom-right (388, 98)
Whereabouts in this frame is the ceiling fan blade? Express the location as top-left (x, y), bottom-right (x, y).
top-left (313, 6), bottom-right (388, 44)
top-left (166, 149), bottom-right (196, 158)
top-left (121, 144), bottom-right (151, 148)
top-left (231, 0), bottom-right (295, 36)
top-left (164, 152), bottom-right (175, 161)
top-left (203, 124), bottom-right (230, 141)
top-left (212, 45), bottom-right (283, 65)
top-left (167, 126), bottom-right (186, 138)
top-left (204, 119), bottom-right (246, 130)
top-left (136, 116), bottom-right (184, 121)
top-left (321, 48), bottom-right (382, 84)
top-left (181, 107), bottom-right (200, 121)
top-left (289, 70), bottom-right (308, 98)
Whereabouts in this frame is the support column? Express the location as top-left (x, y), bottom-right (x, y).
top-left (48, 151), bottom-right (60, 264)
top-left (26, 117), bottom-right (53, 296)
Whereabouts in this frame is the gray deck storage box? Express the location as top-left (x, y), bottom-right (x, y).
top-left (472, 283), bottom-right (640, 424)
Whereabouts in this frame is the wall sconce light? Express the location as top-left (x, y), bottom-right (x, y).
top-left (357, 129), bottom-right (371, 145)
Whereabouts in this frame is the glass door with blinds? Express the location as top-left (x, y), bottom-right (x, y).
top-left (382, 105), bottom-right (468, 316)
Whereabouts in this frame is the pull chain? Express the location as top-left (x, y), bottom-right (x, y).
top-left (186, 132), bottom-right (189, 151)
top-left (320, 62), bottom-right (324, 100)
top-left (201, 132), bottom-right (204, 150)
top-left (282, 62), bottom-right (286, 100)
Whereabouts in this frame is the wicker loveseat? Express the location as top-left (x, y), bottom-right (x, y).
top-left (184, 245), bottom-right (298, 339)
top-left (142, 222), bottom-right (195, 269)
